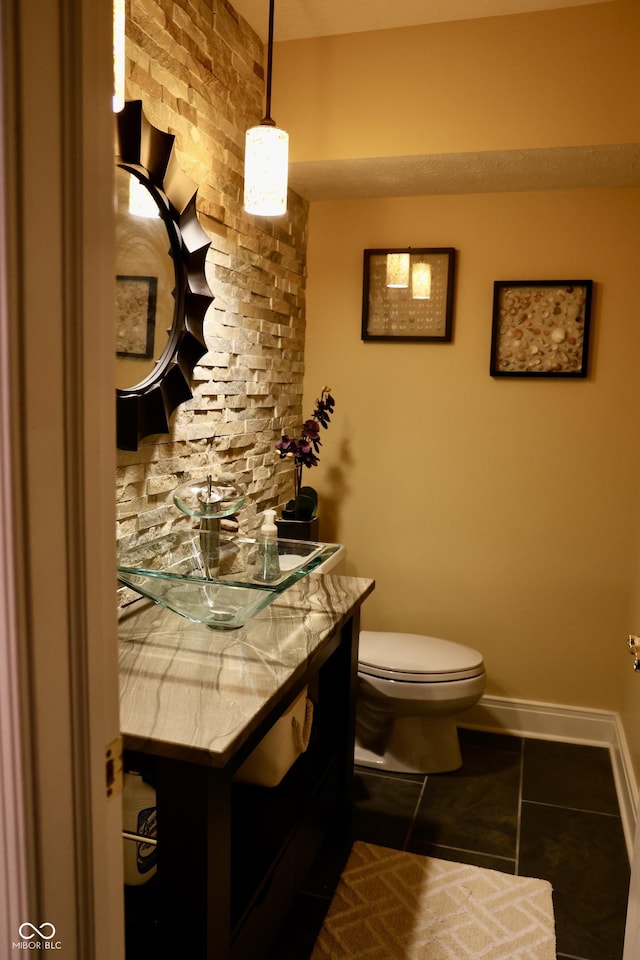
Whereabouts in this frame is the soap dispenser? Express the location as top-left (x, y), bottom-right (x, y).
top-left (255, 509), bottom-right (281, 583)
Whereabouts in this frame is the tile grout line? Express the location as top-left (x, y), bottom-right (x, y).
top-left (522, 797), bottom-right (623, 819)
top-left (418, 840), bottom-right (517, 866)
top-left (556, 953), bottom-right (593, 960)
top-left (515, 737), bottom-right (524, 876)
top-left (403, 774), bottom-right (429, 851)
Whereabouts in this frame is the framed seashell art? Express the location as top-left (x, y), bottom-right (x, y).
top-left (490, 279), bottom-right (593, 378)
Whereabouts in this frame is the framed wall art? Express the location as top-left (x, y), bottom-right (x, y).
top-left (490, 280), bottom-right (593, 378)
top-left (362, 247), bottom-right (456, 342)
top-left (116, 274), bottom-right (158, 359)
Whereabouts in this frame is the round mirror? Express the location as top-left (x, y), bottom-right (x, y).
top-left (115, 101), bottom-right (214, 451)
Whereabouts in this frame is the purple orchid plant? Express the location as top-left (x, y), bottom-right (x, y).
top-left (276, 387), bottom-right (336, 498)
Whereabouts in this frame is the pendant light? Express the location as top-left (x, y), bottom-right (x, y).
top-left (243, 0), bottom-right (289, 216)
top-left (386, 252), bottom-right (410, 288)
top-left (412, 261), bottom-right (432, 299)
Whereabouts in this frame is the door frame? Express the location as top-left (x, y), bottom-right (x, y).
top-left (0, 1), bottom-right (123, 956)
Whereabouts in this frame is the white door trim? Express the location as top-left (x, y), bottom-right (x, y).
top-left (1, 0), bottom-right (123, 956)
top-left (0, 0), bottom-right (30, 934)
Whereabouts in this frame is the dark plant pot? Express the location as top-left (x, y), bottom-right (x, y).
top-left (295, 486), bottom-right (318, 521)
top-left (275, 517), bottom-right (320, 542)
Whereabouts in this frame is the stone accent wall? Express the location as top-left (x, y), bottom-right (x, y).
top-left (116, 0), bottom-right (308, 550)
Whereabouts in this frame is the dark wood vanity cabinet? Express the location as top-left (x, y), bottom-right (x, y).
top-left (122, 603), bottom-right (363, 960)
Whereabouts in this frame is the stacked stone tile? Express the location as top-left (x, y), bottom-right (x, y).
top-left (116, 0), bottom-right (308, 555)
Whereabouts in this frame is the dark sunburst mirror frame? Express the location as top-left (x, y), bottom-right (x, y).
top-left (115, 100), bottom-right (213, 450)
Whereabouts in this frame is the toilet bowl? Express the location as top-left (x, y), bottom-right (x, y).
top-left (355, 630), bottom-right (485, 774)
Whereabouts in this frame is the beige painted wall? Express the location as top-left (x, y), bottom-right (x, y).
top-left (272, 0), bottom-right (640, 778)
top-left (302, 188), bottom-right (640, 764)
top-left (275, 0), bottom-right (640, 161)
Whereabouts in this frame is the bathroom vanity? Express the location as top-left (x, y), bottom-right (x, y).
top-left (118, 571), bottom-right (374, 959)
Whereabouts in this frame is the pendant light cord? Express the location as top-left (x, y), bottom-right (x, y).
top-left (263, 0), bottom-right (275, 125)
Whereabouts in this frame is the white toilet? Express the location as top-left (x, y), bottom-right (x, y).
top-left (355, 630), bottom-right (485, 774)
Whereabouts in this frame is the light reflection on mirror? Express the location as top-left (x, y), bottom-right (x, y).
top-left (114, 166), bottom-right (177, 391)
top-left (128, 175), bottom-right (160, 218)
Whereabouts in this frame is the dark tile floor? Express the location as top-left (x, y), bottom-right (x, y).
top-left (272, 729), bottom-right (631, 960)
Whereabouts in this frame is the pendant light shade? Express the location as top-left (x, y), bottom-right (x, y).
top-left (412, 261), bottom-right (432, 299)
top-left (386, 252), bottom-right (410, 288)
top-left (244, 123), bottom-right (289, 216)
top-left (243, 0), bottom-right (288, 216)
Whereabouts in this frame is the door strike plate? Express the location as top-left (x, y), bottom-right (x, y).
top-left (106, 737), bottom-right (123, 798)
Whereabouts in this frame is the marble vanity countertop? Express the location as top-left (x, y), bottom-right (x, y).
top-left (118, 572), bottom-right (374, 768)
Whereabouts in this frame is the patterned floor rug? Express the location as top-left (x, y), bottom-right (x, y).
top-left (311, 841), bottom-right (556, 960)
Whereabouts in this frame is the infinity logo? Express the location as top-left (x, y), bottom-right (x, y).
top-left (18, 922), bottom-right (56, 941)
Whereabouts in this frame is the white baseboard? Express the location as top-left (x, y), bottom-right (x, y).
top-left (460, 695), bottom-right (638, 860)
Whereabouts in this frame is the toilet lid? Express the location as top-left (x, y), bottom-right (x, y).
top-left (359, 631), bottom-right (484, 682)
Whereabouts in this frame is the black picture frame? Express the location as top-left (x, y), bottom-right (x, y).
top-left (490, 280), bottom-right (593, 378)
top-left (116, 275), bottom-right (157, 359)
top-left (362, 247), bottom-right (456, 342)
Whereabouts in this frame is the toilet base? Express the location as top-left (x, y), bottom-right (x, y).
top-left (354, 714), bottom-right (463, 774)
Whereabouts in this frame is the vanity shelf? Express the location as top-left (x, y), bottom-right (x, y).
top-left (230, 740), bottom-right (339, 928)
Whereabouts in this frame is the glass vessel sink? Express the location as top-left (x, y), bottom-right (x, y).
top-left (117, 531), bottom-right (340, 629)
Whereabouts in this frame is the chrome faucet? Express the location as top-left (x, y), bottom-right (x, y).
top-left (173, 475), bottom-right (246, 579)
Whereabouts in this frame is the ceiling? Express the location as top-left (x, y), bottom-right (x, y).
top-left (230, 0), bottom-right (638, 200)
top-left (231, 0), bottom-right (609, 41)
